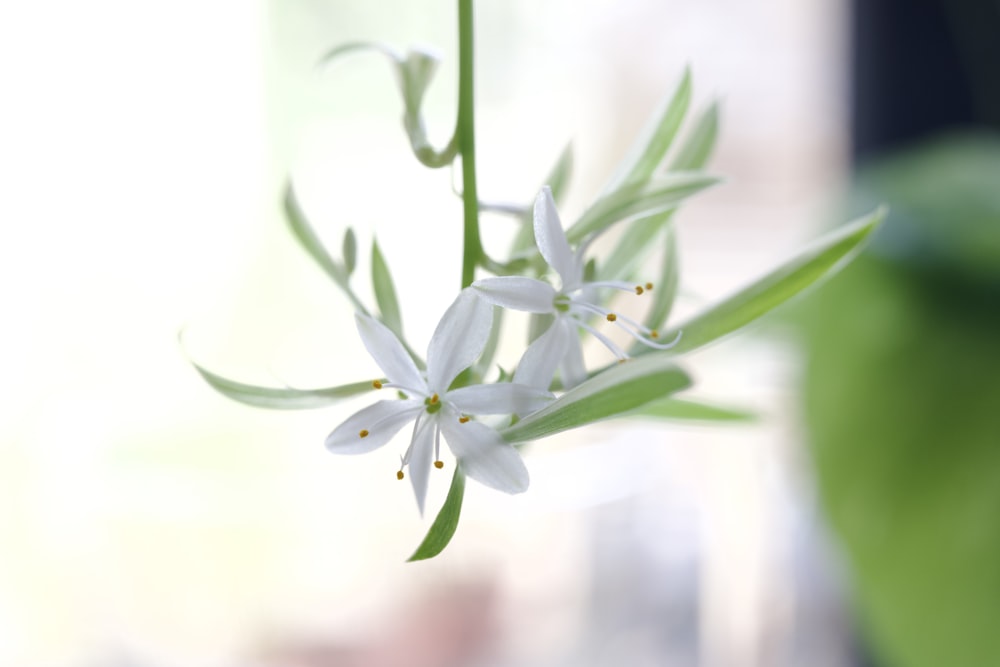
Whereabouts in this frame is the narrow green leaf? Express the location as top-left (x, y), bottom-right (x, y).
top-left (636, 225), bottom-right (680, 342)
top-left (567, 173), bottom-right (719, 244)
top-left (371, 238), bottom-right (403, 337)
top-left (629, 397), bottom-right (756, 422)
top-left (602, 67), bottom-right (692, 194)
top-left (501, 356), bottom-right (692, 443)
top-left (283, 181), bottom-right (349, 288)
top-left (192, 362), bottom-right (372, 409)
top-left (512, 143), bottom-right (575, 256)
top-left (599, 211), bottom-right (673, 281)
top-left (645, 207), bottom-right (887, 357)
top-left (669, 102), bottom-right (720, 171)
top-left (546, 142), bottom-right (575, 205)
top-left (408, 468), bottom-right (466, 561)
top-left (342, 228), bottom-right (357, 276)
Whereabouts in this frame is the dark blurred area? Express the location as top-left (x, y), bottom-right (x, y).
top-left (802, 1), bottom-right (1000, 666)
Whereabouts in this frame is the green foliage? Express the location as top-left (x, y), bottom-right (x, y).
top-left (408, 469), bottom-right (466, 562)
top-left (371, 238), bottom-right (403, 338)
top-left (567, 173), bottom-right (719, 244)
top-left (643, 207), bottom-right (886, 357)
top-left (501, 356), bottom-right (691, 442)
top-left (192, 362), bottom-right (373, 409)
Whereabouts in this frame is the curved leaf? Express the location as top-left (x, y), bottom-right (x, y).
top-left (567, 172), bottom-right (719, 244)
top-left (645, 207), bottom-right (887, 357)
top-left (193, 362), bottom-right (372, 409)
top-left (629, 397), bottom-right (756, 422)
top-left (501, 355), bottom-right (691, 443)
top-left (408, 468), bottom-right (466, 561)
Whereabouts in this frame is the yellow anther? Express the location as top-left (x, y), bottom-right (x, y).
top-left (650, 330), bottom-right (659, 339)
top-left (429, 393), bottom-right (440, 404)
top-left (617, 359), bottom-right (627, 364)
top-left (434, 461), bottom-right (444, 469)
top-left (459, 416), bottom-right (470, 424)
top-left (396, 470), bottom-right (404, 480)
top-left (606, 313), bottom-right (617, 322)
top-left (645, 282), bottom-right (654, 291)
top-left (635, 285), bottom-right (644, 295)
top-left (359, 429), bottom-right (370, 438)
top-left (372, 379), bottom-right (383, 389)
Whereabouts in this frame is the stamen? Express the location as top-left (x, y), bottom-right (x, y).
top-left (651, 330), bottom-right (659, 339)
top-left (635, 285), bottom-right (644, 295)
top-left (606, 313), bottom-right (617, 322)
top-left (575, 319), bottom-right (629, 361)
top-left (433, 424), bottom-right (442, 467)
top-left (458, 416), bottom-right (470, 424)
top-left (434, 461), bottom-right (444, 469)
top-left (645, 282), bottom-right (654, 291)
top-left (429, 393), bottom-right (440, 404)
top-left (397, 470), bottom-right (404, 480)
top-left (358, 429), bottom-right (369, 438)
top-left (372, 379), bottom-right (383, 389)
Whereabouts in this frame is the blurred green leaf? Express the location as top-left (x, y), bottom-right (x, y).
top-left (599, 211), bottom-right (671, 281)
top-left (629, 396), bottom-right (756, 422)
top-left (567, 173), bottom-right (719, 244)
top-left (633, 225), bottom-right (680, 351)
top-left (371, 238), bottom-right (404, 337)
top-left (342, 228), bottom-right (357, 276)
top-left (669, 102), bottom-right (720, 171)
top-left (284, 181), bottom-right (349, 288)
top-left (644, 207), bottom-right (887, 357)
top-left (192, 362), bottom-right (372, 409)
top-left (512, 143), bottom-right (575, 256)
top-left (321, 42), bottom-right (456, 168)
top-left (602, 67), bottom-right (692, 193)
top-left (501, 356), bottom-right (691, 442)
top-left (408, 468), bottom-right (466, 561)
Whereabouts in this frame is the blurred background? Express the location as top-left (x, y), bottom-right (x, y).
top-left (1, 0), bottom-right (997, 666)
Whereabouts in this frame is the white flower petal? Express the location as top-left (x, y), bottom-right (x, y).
top-left (512, 317), bottom-right (574, 390)
top-left (407, 414), bottom-right (437, 516)
top-left (447, 383), bottom-right (553, 416)
top-left (325, 400), bottom-right (422, 454)
top-left (559, 332), bottom-right (588, 389)
top-left (441, 419), bottom-right (529, 494)
top-left (355, 314), bottom-right (426, 394)
top-left (426, 289), bottom-right (493, 393)
top-left (472, 276), bottom-right (557, 313)
top-left (534, 187), bottom-right (580, 291)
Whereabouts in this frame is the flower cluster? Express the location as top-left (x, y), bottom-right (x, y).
top-left (325, 187), bottom-right (680, 512)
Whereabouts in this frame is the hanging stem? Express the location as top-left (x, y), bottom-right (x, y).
top-left (457, 0), bottom-right (482, 288)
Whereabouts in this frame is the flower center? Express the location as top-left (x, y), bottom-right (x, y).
top-left (553, 294), bottom-right (571, 313)
top-left (424, 393), bottom-right (442, 414)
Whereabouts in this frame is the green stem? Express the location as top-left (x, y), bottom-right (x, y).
top-left (457, 0), bottom-right (482, 288)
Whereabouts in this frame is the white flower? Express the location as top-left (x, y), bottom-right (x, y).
top-left (473, 186), bottom-right (680, 389)
top-left (325, 289), bottom-right (553, 514)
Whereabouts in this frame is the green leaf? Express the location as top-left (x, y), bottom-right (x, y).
top-left (599, 211), bottom-right (673, 281)
top-left (629, 397), bottom-right (756, 422)
top-left (601, 67), bottom-right (692, 193)
top-left (633, 225), bottom-right (680, 349)
top-left (408, 468), bottom-right (466, 561)
top-left (320, 42), bottom-right (456, 168)
top-left (283, 181), bottom-right (349, 288)
top-left (371, 238), bottom-right (403, 337)
top-left (546, 142), bottom-right (575, 205)
top-left (566, 173), bottom-right (719, 244)
top-left (645, 207), bottom-right (887, 357)
top-left (192, 362), bottom-right (373, 409)
top-left (501, 355), bottom-right (692, 442)
top-left (669, 102), bottom-right (720, 171)
top-left (512, 143), bottom-right (575, 256)
top-left (342, 228), bottom-right (357, 276)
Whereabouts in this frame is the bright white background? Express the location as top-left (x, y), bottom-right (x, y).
top-left (1, 1), bottom-right (850, 665)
